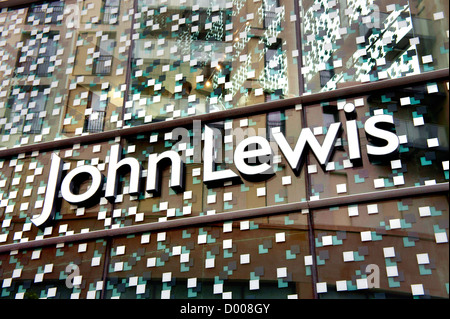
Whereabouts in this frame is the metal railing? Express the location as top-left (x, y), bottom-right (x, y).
top-left (84, 111), bottom-right (106, 133)
top-left (93, 55), bottom-right (113, 75)
top-left (103, 5), bottom-right (119, 24)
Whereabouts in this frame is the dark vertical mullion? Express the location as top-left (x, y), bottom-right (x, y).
top-left (293, 0), bottom-right (305, 96)
top-left (294, 0), bottom-right (319, 299)
top-left (99, 236), bottom-right (113, 299)
top-left (120, 0), bottom-right (138, 124)
top-left (99, 0), bottom-right (139, 298)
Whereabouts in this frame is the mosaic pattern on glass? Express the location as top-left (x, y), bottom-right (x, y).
top-left (0, 239), bottom-right (107, 299)
top-left (105, 213), bottom-right (312, 299)
top-left (300, 0), bottom-right (449, 93)
top-left (313, 194), bottom-right (448, 298)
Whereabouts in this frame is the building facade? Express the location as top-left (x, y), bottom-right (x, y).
top-left (0, 0), bottom-right (448, 299)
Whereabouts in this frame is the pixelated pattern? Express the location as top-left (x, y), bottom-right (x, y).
top-left (0, 239), bottom-right (107, 299)
top-left (1, 0), bottom-right (447, 148)
top-left (124, 0), bottom-right (298, 124)
top-left (0, 80), bottom-right (448, 248)
top-left (0, 139), bottom-right (116, 246)
top-left (305, 81), bottom-right (449, 199)
top-left (0, 0), bottom-right (130, 149)
top-left (0, 108), bottom-right (308, 244)
top-left (0, 0), bottom-right (448, 300)
top-left (313, 194), bottom-right (448, 298)
top-left (0, 0), bottom-right (299, 149)
top-left (300, 0), bottom-right (449, 93)
top-left (104, 213), bottom-right (312, 299)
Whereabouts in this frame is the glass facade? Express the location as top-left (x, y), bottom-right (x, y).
top-left (300, 0), bottom-right (449, 92)
top-left (0, 0), bottom-right (448, 300)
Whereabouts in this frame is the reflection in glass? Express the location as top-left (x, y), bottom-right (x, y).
top-left (300, 0), bottom-right (449, 93)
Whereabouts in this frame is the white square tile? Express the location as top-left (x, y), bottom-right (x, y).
top-left (367, 204), bottom-right (378, 215)
top-left (386, 265), bottom-right (398, 277)
top-left (249, 279), bottom-right (259, 290)
top-left (411, 284), bottom-right (424, 296)
top-left (223, 239), bottom-right (233, 249)
top-left (187, 278), bottom-right (197, 288)
top-left (336, 280), bottom-right (347, 291)
top-left (356, 278), bottom-right (368, 290)
top-left (418, 206), bottom-right (431, 217)
top-left (205, 258), bottom-right (215, 268)
top-left (361, 231), bottom-right (372, 242)
top-left (277, 267), bottom-right (287, 278)
top-left (282, 176), bottom-right (292, 185)
top-left (275, 232), bottom-right (285, 243)
top-left (435, 232), bottom-right (448, 243)
top-left (389, 219), bottom-right (402, 229)
top-left (383, 247), bottom-right (396, 258)
top-left (322, 235), bottom-right (333, 246)
top-left (316, 282), bottom-right (327, 293)
top-left (416, 253), bottom-right (430, 265)
top-left (240, 254), bottom-right (250, 264)
top-left (343, 251), bottom-right (354, 262)
top-left (336, 183), bottom-right (347, 194)
top-left (256, 187), bottom-right (266, 197)
top-left (348, 205), bottom-right (359, 217)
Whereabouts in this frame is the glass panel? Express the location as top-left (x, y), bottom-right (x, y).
top-left (303, 80), bottom-right (449, 199)
top-left (0, 0), bottom-right (447, 149)
top-left (125, 0), bottom-right (300, 125)
top-left (300, 0), bottom-right (450, 93)
top-left (0, 0), bottom-right (447, 302)
top-left (114, 108), bottom-right (306, 227)
top-left (313, 194), bottom-right (449, 298)
top-left (105, 212), bottom-right (312, 299)
top-left (0, 1), bottom-right (132, 149)
top-left (0, 108), bottom-right (308, 243)
top-left (0, 139), bottom-right (115, 246)
top-left (0, 239), bottom-right (107, 299)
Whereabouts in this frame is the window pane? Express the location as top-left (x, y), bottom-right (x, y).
top-left (300, 0), bottom-right (449, 93)
top-left (105, 212), bottom-right (312, 299)
top-left (0, 239), bottom-right (107, 299)
top-left (303, 80), bottom-right (449, 199)
top-left (313, 194), bottom-right (449, 298)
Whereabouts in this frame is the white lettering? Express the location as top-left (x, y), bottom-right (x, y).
top-left (105, 144), bottom-right (142, 201)
top-left (203, 125), bottom-right (240, 186)
top-left (272, 122), bottom-right (341, 173)
top-left (146, 150), bottom-right (184, 194)
top-left (364, 114), bottom-right (399, 157)
top-left (234, 136), bottom-right (273, 176)
top-left (31, 153), bottom-right (63, 227)
top-left (31, 113), bottom-right (402, 227)
top-left (61, 165), bottom-right (103, 206)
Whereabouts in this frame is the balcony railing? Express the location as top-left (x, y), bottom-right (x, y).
top-left (28, 115), bottom-right (43, 134)
top-left (103, 5), bottom-right (119, 24)
top-left (84, 111), bottom-right (106, 133)
top-left (93, 55), bottom-right (113, 75)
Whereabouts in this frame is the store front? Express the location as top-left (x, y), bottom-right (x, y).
top-left (0, 0), bottom-right (448, 300)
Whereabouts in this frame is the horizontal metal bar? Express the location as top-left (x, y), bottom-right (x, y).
top-left (0, 0), bottom-right (42, 9)
top-left (307, 182), bottom-right (449, 209)
top-left (0, 182), bottom-right (447, 253)
top-left (0, 68), bottom-right (448, 159)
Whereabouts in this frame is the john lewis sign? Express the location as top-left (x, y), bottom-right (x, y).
top-left (31, 106), bottom-right (400, 227)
